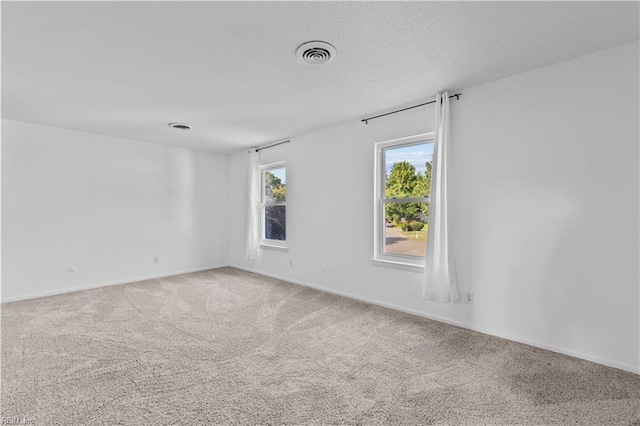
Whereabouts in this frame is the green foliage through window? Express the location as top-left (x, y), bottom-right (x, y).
top-left (264, 171), bottom-right (286, 203)
top-left (384, 160), bottom-right (431, 225)
top-left (263, 167), bottom-right (286, 241)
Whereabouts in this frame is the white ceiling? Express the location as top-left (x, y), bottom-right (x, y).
top-left (2, 1), bottom-right (638, 153)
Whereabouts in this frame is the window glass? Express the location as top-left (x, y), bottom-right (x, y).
top-left (265, 205), bottom-right (286, 241)
top-left (380, 141), bottom-right (433, 259)
top-left (262, 165), bottom-right (286, 242)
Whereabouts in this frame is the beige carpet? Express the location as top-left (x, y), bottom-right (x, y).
top-left (2, 267), bottom-right (639, 425)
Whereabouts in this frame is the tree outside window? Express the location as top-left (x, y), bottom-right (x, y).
top-left (262, 165), bottom-right (286, 242)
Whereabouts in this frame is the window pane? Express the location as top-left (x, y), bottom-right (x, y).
top-left (265, 206), bottom-right (286, 241)
top-left (383, 202), bottom-right (429, 257)
top-left (264, 167), bottom-right (286, 204)
top-left (384, 142), bottom-right (433, 199)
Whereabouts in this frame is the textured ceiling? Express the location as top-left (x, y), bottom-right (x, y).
top-left (2, 2), bottom-right (638, 153)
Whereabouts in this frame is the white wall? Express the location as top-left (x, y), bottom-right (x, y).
top-left (1, 120), bottom-right (228, 302)
top-left (228, 41), bottom-right (640, 373)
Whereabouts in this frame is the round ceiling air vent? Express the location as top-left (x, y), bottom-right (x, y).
top-left (296, 41), bottom-right (336, 65)
top-left (168, 122), bottom-right (191, 131)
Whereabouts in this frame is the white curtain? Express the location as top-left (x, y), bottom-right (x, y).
top-left (423, 92), bottom-right (460, 303)
top-left (246, 149), bottom-right (260, 260)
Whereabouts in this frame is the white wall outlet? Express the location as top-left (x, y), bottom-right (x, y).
top-left (68, 266), bottom-right (76, 273)
top-left (322, 265), bottom-right (332, 274)
top-left (289, 260), bottom-right (293, 267)
top-left (153, 257), bottom-right (159, 264)
top-left (465, 292), bottom-right (474, 304)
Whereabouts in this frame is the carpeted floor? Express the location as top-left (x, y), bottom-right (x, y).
top-left (2, 267), bottom-right (639, 425)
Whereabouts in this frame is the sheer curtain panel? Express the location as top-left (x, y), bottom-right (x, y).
top-left (246, 150), bottom-right (260, 260)
top-left (423, 92), bottom-right (460, 303)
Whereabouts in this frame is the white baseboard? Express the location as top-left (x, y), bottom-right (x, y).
top-left (1, 264), bottom-right (229, 303)
top-left (230, 264), bottom-right (640, 375)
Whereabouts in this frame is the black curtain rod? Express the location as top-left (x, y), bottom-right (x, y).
top-left (249, 140), bottom-right (290, 153)
top-left (362, 93), bottom-right (462, 124)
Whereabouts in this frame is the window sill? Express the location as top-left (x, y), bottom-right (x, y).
top-left (371, 258), bottom-right (424, 273)
top-left (259, 242), bottom-right (289, 252)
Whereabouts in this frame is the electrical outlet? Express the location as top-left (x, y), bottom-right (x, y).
top-left (322, 265), bottom-right (332, 275)
top-left (153, 257), bottom-right (159, 264)
top-left (289, 260), bottom-right (293, 267)
top-left (465, 292), bottom-right (474, 305)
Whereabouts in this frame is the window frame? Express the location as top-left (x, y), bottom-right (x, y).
top-left (260, 161), bottom-right (287, 249)
top-left (373, 133), bottom-right (434, 268)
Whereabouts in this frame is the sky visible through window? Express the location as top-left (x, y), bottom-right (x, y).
top-left (269, 167), bottom-right (286, 184)
top-left (385, 142), bottom-right (433, 174)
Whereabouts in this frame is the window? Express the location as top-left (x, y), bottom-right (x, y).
top-left (261, 162), bottom-right (286, 246)
top-left (374, 134), bottom-right (434, 266)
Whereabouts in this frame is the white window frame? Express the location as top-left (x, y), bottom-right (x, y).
top-left (260, 161), bottom-right (287, 250)
top-left (372, 133), bottom-right (434, 269)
